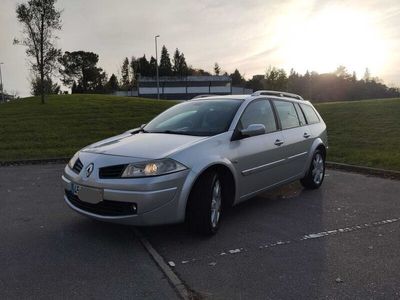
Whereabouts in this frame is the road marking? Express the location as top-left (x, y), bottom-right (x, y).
top-left (300, 217), bottom-right (399, 241)
top-left (177, 217), bottom-right (400, 265)
top-left (133, 228), bottom-right (191, 300)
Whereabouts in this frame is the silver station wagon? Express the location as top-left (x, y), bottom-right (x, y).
top-left (62, 90), bottom-right (328, 235)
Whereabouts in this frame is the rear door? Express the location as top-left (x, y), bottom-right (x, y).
top-left (272, 100), bottom-right (313, 179)
top-left (230, 99), bottom-right (287, 200)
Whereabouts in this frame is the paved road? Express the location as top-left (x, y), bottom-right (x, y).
top-left (1, 164), bottom-right (400, 299)
top-left (0, 164), bottom-right (178, 299)
top-left (144, 171), bottom-right (400, 299)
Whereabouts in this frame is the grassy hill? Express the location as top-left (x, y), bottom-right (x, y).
top-left (0, 94), bottom-right (176, 161)
top-left (0, 94), bottom-right (399, 171)
top-left (315, 98), bottom-right (400, 171)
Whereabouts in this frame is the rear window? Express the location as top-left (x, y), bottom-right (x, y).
top-left (300, 104), bottom-right (320, 124)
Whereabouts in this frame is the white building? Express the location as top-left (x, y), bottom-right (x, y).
top-left (137, 75), bottom-right (250, 100)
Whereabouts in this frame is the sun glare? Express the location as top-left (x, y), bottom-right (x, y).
top-left (279, 6), bottom-right (387, 77)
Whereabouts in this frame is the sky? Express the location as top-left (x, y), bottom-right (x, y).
top-left (1, 0), bottom-right (400, 97)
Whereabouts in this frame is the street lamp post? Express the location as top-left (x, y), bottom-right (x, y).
top-left (155, 35), bottom-right (160, 100)
top-left (0, 63), bottom-right (4, 103)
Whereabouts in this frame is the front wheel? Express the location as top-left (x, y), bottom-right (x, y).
top-left (186, 171), bottom-right (223, 235)
top-left (300, 150), bottom-right (325, 189)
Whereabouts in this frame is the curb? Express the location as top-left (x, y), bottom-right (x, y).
top-left (326, 161), bottom-right (400, 180)
top-left (133, 228), bottom-right (193, 300)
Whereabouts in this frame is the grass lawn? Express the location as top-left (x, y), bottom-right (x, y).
top-left (0, 94), bottom-right (176, 161)
top-left (0, 94), bottom-right (399, 171)
top-left (315, 98), bottom-right (400, 171)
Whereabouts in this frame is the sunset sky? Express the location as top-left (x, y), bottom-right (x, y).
top-left (1, 0), bottom-right (400, 97)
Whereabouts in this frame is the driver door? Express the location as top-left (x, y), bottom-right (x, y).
top-left (230, 99), bottom-right (287, 200)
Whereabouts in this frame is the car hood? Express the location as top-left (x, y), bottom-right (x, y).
top-left (82, 132), bottom-right (208, 159)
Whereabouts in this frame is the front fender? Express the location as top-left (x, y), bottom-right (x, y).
top-left (175, 157), bottom-right (239, 222)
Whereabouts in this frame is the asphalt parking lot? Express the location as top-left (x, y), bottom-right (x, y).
top-left (1, 164), bottom-right (400, 299)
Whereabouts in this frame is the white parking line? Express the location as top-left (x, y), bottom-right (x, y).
top-left (300, 217), bottom-right (399, 241)
top-left (177, 217), bottom-right (400, 265)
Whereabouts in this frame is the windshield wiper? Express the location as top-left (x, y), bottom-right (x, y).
top-left (130, 127), bottom-right (148, 134)
top-left (153, 130), bottom-right (191, 135)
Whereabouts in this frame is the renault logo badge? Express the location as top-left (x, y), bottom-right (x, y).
top-left (85, 163), bottom-right (94, 177)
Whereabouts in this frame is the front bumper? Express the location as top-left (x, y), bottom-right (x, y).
top-left (62, 160), bottom-right (192, 226)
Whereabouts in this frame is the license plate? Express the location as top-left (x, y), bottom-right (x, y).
top-left (71, 183), bottom-right (102, 204)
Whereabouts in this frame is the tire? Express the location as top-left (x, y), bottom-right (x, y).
top-left (300, 149), bottom-right (325, 189)
top-left (186, 171), bottom-right (223, 235)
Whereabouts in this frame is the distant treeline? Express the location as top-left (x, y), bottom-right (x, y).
top-left (244, 66), bottom-right (400, 102)
top-left (38, 45), bottom-right (399, 102)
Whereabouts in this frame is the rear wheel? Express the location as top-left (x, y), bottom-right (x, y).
top-left (186, 171), bottom-right (223, 235)
top-left (300, 150), bottom-right (325, 189)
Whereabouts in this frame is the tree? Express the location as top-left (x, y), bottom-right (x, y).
top-left (106, 73), bottom-right (119, 92)
top-left (265, 67), bottom-right (288, 90)
top-left (159, 45), bottom-right (172, 76)
top-left (94, 71), bottom-right (108, 93)
top-left (172, 49), bottom-right (181, 75)
top-left (136, 55), bottom-right (151, 77)
top-left (188, 68), bottom-right (211, 76)
top-left (120, 57), bottom-right (130, 90)
top-left (149, 56), bottom-right (157, 76)
top-left (129, 56), bottom-right (138, 86)
top-left (15, 0), bottom-right (62, 104)
top-left (334, 65), bottom-right (351, 80)
top-left (214, 63), bottom-right (221, 76)
top-left (172, 48), bottom-right (188, 76)
top-left (230, 69), bottom-right (245, 86)
top-left (363, 68), bottom-right (371, 82)
top-left (31, 76), bottom-right (60, 96)
top-left (59, 51), bottom-right (104, 92)
top-left (246, 74), bottom-right (264, 91)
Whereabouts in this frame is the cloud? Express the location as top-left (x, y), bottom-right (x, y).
top-left (1, 0), bottom-right (400, 97)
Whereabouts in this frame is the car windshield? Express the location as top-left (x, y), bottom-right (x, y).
top-left (144, 99), bottom-right (242, 136)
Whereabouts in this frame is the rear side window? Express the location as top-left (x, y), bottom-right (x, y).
top-left (300, 104), bottom-right (320, 124)
top-left (273, 100), bottom-right (300, 129)
top-left (239, 100), bottom-right (277, 133)
top-left (294, 103), bottom-right (306, 126)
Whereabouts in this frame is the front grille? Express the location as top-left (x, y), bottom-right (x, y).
top-left (72, 158), bottom-right (83, 174)
top-left (65, 190), bottom-right (137, 216)
top-left (99, 164), bottom-right (127, 179)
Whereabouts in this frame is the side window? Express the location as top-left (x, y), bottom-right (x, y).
top-left (300, 104), bottom-right (320, 124)
top-left (239, 100), bottom-right (277, 133)
top-left (294, 103), bottom-right (306, 126)
top-left (273, 100), bottom-right (300, 129)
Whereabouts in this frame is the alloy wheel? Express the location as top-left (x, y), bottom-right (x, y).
top-left (312, 153), bottom-right (324, 185)
top-left (210, 179), bottom-right (222, 228)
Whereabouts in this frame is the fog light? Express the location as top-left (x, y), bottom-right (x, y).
top-left (132, 204), bottom-right (137, 213)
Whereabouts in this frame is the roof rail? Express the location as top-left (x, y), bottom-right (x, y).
top-left (252, 90), bottom-right (304, 100)
top-left (191, 94), bottom-right (218, 100)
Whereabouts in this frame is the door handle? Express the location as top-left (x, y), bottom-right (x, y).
top-left (274, 139), bottom-right (284, 146)
top-left (303, 133), bottom-right (311, 138)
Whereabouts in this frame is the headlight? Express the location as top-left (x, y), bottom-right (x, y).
top-left (121, 158), bottom-right (187, 178)
top-left (68, 152), bottom-right (79, 169)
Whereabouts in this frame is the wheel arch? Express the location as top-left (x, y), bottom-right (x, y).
top-left (302, 138), bottom-right (327, 176)
top-left (184, 161), bottom-right (237, 219)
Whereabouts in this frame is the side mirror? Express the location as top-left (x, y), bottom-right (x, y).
top-left (240, 124), bottom-right (266, 137)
